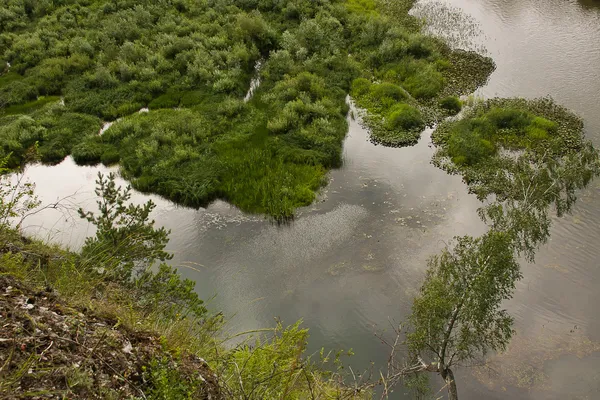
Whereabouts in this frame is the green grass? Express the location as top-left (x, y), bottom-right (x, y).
top-left (0, 0), bottom-right (496, 219)
top-left (432, 97), bottom-right (593, 170)
top-left (439, 96), bottom-right (462, 115)
top-left (2, 96), bottom-right (60, 115)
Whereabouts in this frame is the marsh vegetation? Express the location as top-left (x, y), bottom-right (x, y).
top-left (0, 0), bottom-right (494, 219)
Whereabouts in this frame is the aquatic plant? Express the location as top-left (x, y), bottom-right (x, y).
top-left (433, 97), bottom-right (600, 258)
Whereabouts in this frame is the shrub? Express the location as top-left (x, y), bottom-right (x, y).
top-left (439, 96), bottom-right (462, 114)
top-left (485, 107), bottom-right (531, 129)
top-left (370, 82), bottom-right (406, 101)
top-left (447, 127), bottom-right (495, 165)
top-left (148, 92), bottom-right (182, 110)
top-left (71, 141), bottom-right (104, 165)
top-left (39, 144), bottom-right (69, 164)
top-left (3, 96), bottom-right (60, 115)
top-left (351, 77), bottom-right (371, 97)
top-left (101, 149), bottom-right (120, 165)
top-left (385, 103), bottom-right (424, 130)
top-left (79, 172), bottom-right (172, 280)
top-left (406, 34), bottom-right (438, 58)
top-left (402, 67), bottom-right (444, 99)
top-left (180, 90), bottom-right (206, 107)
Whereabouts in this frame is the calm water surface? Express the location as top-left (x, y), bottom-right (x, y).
top-left (20, 0), bottom-right (600, 398)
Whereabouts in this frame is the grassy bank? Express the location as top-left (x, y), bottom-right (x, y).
top-left (0, 0), bottom-right (494, 219)
top-left (0, 172), bottom-right (371, 399)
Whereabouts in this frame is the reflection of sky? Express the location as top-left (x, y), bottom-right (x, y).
top-left (17, 0), bottom-right (600, 397)
top-left (418, 0), bottom-right (600, 398)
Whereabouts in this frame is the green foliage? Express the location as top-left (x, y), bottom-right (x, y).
top-left (402, 65), bottom-right (444, 99)
top-left (433, 97), bottom-right (600, 259)
top-left (2, 96), bottom-right (60, 115)
top-left (409, 231), bottom-right (521, 358)
top-left (0, 0), bottom-right (497, 220)
top-left (78, 172), bottom-right (172, 280)
top-left (72, 141), bottom-right (106, 165)
top-left (351, 77), bottom-right (372, 97)
top-left (218, 321), bottom-right (368, 399)
top-left (446, 121), bottom-right (495, 165)
top-left (370, 82), bottom-right (408, 102)
top-left (134, 263), bottom-right (207, 321)
top-left (439, 96), bottom-right (462, 114)
top-left (144, 356), bottom-right (199, 400)
top-left (407, 231), bottom-right (522, 397)
top-left (385, 103), bottom-right (424, 130)
top-left (485, 107), bottom-right (531, 129)
top-left (148, 92), bottom-right (182, 110)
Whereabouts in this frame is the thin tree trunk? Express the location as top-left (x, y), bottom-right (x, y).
top-left (444, 368), bottom-right (458, 400)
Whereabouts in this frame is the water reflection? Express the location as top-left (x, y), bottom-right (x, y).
top-left (17, 0), bottom-right (600, 398)
top-left (578, 0), bottom-right (600, 10)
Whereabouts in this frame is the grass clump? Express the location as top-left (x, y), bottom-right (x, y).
top-left (370, 82), bottom-right (408, 103)
top-left (386, 103), bottom-right (424, 130)
top-left (439, 96), bottom-right (462, 115)
top-left (432, 97), bottom-right (600, 205)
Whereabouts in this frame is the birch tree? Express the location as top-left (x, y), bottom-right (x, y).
top-left (405, 231), bottom-right (521, 400)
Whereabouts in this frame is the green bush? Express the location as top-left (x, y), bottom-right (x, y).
top-left (385, 103), bottom-right (424, 130)
top-left (406, 34), bottom-right (438, 58)
top-left (447, 125), bottom-right (495, 165)
top-left (351, 77), bottom-right (371, 97)
top-left (101, 149), bottom-right (120, 165)
top-left (180, 91), bottom-right (206, 107)
top-left (485, 107), bottom-right (531, 129)
top-left (148, 92), bottom-right (182, 110)
top-left (71, 141), bottom-right (104, 165)
top-left (39, 144), bottom-right (69, 164)
top-left (2, 96), bottom-right (60, 115)
top-left (529, 116), bottom-right (557, 133)
top-left (402, 66), bottom-right (444, 99)
top-left (144, 356), bottom-right (200, 400)
top-left (439, 96), bottom-right (462, 114)
top-left (370, 82), bottom-right (407, 101)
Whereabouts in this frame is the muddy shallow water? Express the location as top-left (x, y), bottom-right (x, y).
top-left (19, 0), bottom-right (600, 398)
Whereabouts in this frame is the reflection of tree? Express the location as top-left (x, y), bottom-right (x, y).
top-left (473, 330), bottom-right (600, 393)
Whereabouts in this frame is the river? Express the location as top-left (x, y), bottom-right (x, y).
top-left (18, 0), bottom-right (600, 398)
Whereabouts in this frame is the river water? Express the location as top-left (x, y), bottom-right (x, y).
top-left (18, 0), bottom-right (600, 398)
